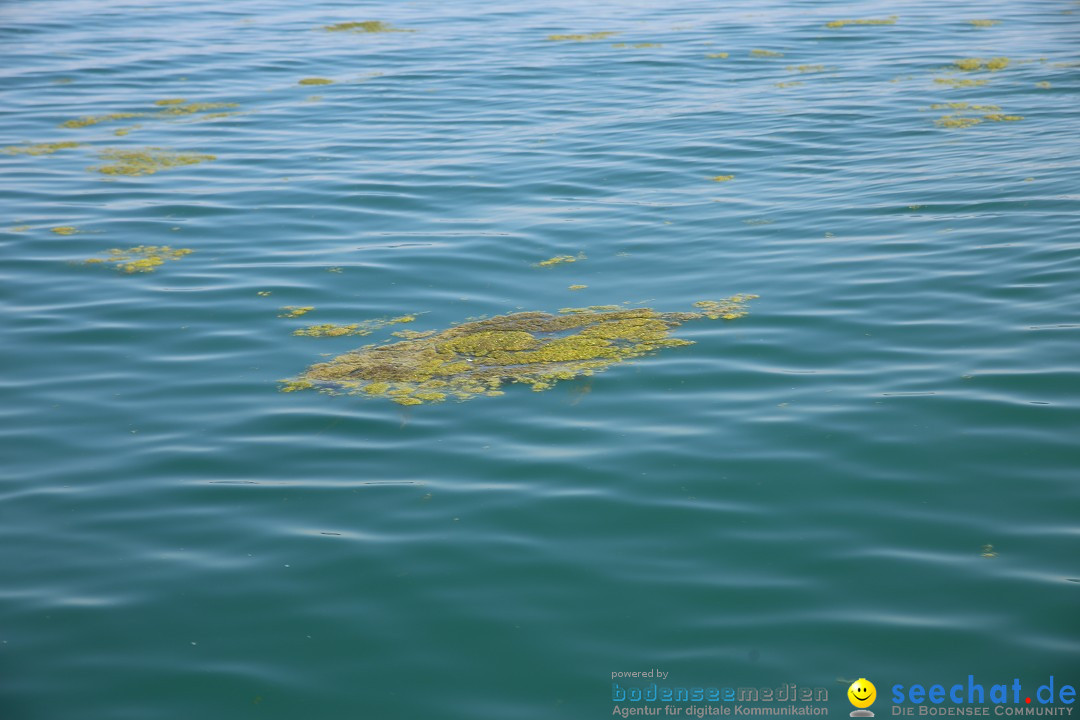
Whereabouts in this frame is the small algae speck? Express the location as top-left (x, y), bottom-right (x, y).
top-left (11, 225), bottom-right (31, 232)
top-left (750, 49), bottom-right (784, 58)
top-left (536, 252), bottom-right (586, 267)
top-left (299, 77), bottom-right (334, 85)
top-left (257, 291), bottom-right (272, 297)
top-left (51, 226), bottom-right (79, 235)
top-left (705, 52), bottom-right (729, 59)
top-left (4, 141), bottom-right (81, 156)
top-left (709, 174), bottom-right (735, 182)
top-left (92, 148), bottom-right (216, 176)
top-left (548, 32), bottom-right (618, 42)
top-left (568, 285), bottom-right (588, 291)
top-left (279, 306), bottom-right (315, 318)
top-left (283, 297), bottom-right (757, 405)
top-left (154, 98), bottom-right (188, 106)
top-left (1036, 81), bottom-right (1051, 89)
top-left (113, 125), bottom-right (140, 136)
top-left (969, 19), bottom-right (1000, 28)
top-left (774, 81), bottom-right (803, 88)
top-left (322, 21), bottom-right (410, 33)
top-left (83, 246), bottom-right (193, 273)
top-left (824, 16), bottom-right (897, 28)
top-left (787, 64), bottom-right (825, 73)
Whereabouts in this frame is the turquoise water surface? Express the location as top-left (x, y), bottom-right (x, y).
top-left (2, 0), bottom-right (1079, 718)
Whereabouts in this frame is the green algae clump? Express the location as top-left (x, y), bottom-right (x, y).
top-left (954, 57), bottom-right (1010, 72)
top-left (322, 21), bottom-right (410, 33)
top-left (969, 19), bottom-right (1000, 28)
top-left (61, 112), bottom-right (145, 129)
top-left (155, 101), bottom-right (238, 116)
top-left (750, 49), bottom-right (784, 58)
top-left (536, 252), bottom-right (586, 267)
top-left (83, 246), bottom-right (193, 273)
top-left (4, 141), bottom-right (81, 156)
top-left (284, 298), bottom-right (757, 405)
top-left (279, 306), bottom-right (315, 318)
top-left (51, 226), bottom-right (79, 235)
top-left (154, 98), bottom-right (188, 106)
top-left (568, 285), bottom-right (588, 291)
top-left (709, 174), bottom-right (735, 182)
top-left (547, 32), bottom-right (618, 42)
top-left (934, 77), bottom-right (989, 88)
top-left (299, 77), bottom-right (334, 85)
top-left (294, 315), bottom-right (416, 337)
top-left (93, 148), bottom-right (215, 176)
top-left (705, 52), bottom-right (729, 59)
top-left (825, 16), bottom-right (897, 29)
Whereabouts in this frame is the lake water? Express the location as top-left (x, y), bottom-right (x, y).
top-left (1, 0), bottom-right (1078, 718)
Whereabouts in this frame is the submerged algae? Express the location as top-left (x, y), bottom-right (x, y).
top-left (4, 141), bottom-right (81, 155)
top-left (824, 16), bottom-right (897, 28)
top-left (285, 298), bottom-right (756, 405)
top-left (322, 21), bottom-right (410, 33)
top-left (83, 246), bottom-right (193, 273)
top-left (92, 148), bottom-right (216, 176)
top-left (548, 32), bottom-right (618, 42)
top-left (62, 112), bottom-right (145, 129)
top-left (536, 252), bottom-right (586, 267)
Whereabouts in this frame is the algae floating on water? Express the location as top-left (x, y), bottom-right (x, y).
top-left (62, 112), bottom-right (145, 129)
top-left (824, 16), bottom-right (897, 29)
top-left (279, 306), bottom-right (315, 318)
top-left (750, 49), bottom-right (784, 58)
top-left (283, 297), bottom-right (757, 405)
top-left (294, 315), bottom-right (416, 337)
top-left (709, 175), bottom-right (735, 182)
top-left (92, 148), bottom-right (216, 176)
top-left (83, 246), bottom-right (193, 273)
top-left (3, 141), bottom-right (81, 156)
top-left (322, 21), bottom-right (411, 33)
top-left (51, 226), bottom-right (79, 235)
top-left (547, 32), bottom-right (618, 42)
top-left (535, 252), bottom-right (586, 267)
top-left (299, 77), bottom-right (334, 85)
top-left (969, 19), bottom-right (1000, 28)
top-left (705, 52), bottom-right (729, 59)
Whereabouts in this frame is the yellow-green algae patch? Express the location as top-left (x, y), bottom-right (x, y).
top-left (4, 141), bottom-right (81, 155)
top-left (322, 21), bottom-right (411, 33)
top-left (954, 57), bottom-right (1010, 71)
top-left (705, 52), bottom-right (729, 59)
top-left (824, 16), bottom-right (897, 29)
top-left (154, 98), bottom-right (188, 106)
top-left (750, 49), bottom-right (784, 57)
top-left (294, 315), bottom-right (416, 337)
top-left (11, 225), bottom-right (31, 232)
top-left (299, 77), bottom-right (334, 85)
top-left (709, 174), bottom-right (735, 182)
top-left (774, 81), bottom-right (804, 88)
top-left (279, 306), bottom-right (315, 318)
top-left (1036, 81), bottom-right (1052, 89)
top-left (156, 101), bottom-right (238, 116)
top-left (283, 297), bottom-right (757, 405)
top-left (548, 32), bottom-right (618, 42)
top-left (969, 20), bottom-right (1000, 28)
top-left (935, 109), bottom-right (1023, 129)
top-left (83, 246), bottom-right (193, 273)
top-left (568, 285), bottom-right (588, 291)
top-left (52, 226), bottom-right (79, 235)
top-left (934, 77), bottom-right (989, 88)
top-left (62, 112), bottom-right (145, 129)
top-left (535, 252), bottom-right (586, 267)
top-left (787, 64), bottom-right (826, 73)
top-left (92, 148), bottom-right (216, 176)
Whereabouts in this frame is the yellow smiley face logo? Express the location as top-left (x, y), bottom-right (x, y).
top-left (848, 679), bottom-right (876, 708)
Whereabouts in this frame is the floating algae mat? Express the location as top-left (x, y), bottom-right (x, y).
top-left (83, 246), bottom-right (193, 273)
top-left (283, 297), bottom-right (757, 405)
top-left (321, 21), bottom-right (412, 33)
top-left (92, 148), bottom-right (216, 176)
top-left (3, 141), bottom-right (81, 156)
